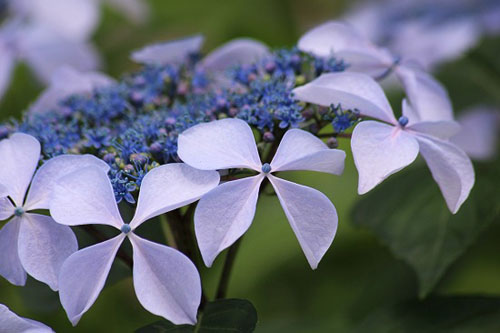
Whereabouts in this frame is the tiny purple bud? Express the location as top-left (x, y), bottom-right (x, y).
top-left (261, 163), bottom-right (272, 174)
top-left (121, 224), bottom-right (131, 234)
top-left (326, 137), bottom-right (338, 149)
top-left (263, 131), bottom-right (275, 142)
top-left (398, 116), bottom-right (409, 127)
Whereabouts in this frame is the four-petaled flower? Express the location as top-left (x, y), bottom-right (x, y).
top-left (293, 72), bottom-right (474, 213)
top-left (0, 133), bottom-right (109, 290)
top-left (178, 118), bottom-right (345, 269)
top-left (49, 163), bottom-right (220, 325)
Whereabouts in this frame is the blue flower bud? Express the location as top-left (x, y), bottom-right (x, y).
top-left (398, 116), bottom-right (409, 127)
top-left (121, 224), bottom-right (131, 234)
top-left (261, 163), bottom-right (272, 174)
top-left (14, 207), bottom-right (24, 217)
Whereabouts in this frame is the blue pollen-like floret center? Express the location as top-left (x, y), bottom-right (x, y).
top-left (261, 163), bottom-right (272, 173)
top-left (121, 224), bottom-right (132, 234)
top-left (14, 207), bottom-right (24, 217)
top-left (398, 116), bottom-right (409, 127)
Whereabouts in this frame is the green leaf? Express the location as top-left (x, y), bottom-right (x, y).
top-left (136, 299), bottom-right (258, 333)
top-left (352, 163), bottom-right (500, 297)
top-left (354, 295), bottom-right (500, 332)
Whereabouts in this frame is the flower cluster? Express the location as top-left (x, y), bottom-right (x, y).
top-left (0, 19), bottom-right (478, 329)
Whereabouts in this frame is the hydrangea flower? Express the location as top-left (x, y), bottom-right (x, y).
top-left (29, 66), bottom-right (115, 114)
top-left (297, 21), bottom-right (454, 124)
top-left (0, 304), bottom-right (53, 333)
top-left (50, 163), bottom-right (220, 325)
top-left (177, 118), bottom-right (345, 268)
top-left (293, 72), bottom-right (474, 213)
top-left (0, 133), bottom-right (109, 290)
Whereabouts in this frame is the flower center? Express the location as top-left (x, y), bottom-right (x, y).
top-left (14, 207), bottom-right (24, 217)
top-left (121, 224), bottom-right (131, 234)
top-left (398, 116), bottom-right (409, 127)
top-left (261, 163), bottom-right (272, 174)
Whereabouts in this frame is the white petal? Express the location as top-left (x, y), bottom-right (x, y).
top-left (18, 24), bottom-right (99, 83)
top-left (268, 175), bottom-right (337, 269)
top-left (270, 129), bottom-right (345, 174)
top-left (0, 40), bottom-right (15, 100)
top-left (13, 0), bottom-right (100, 41)
top-left (396, 65), bottom-right (453, 123)
top-left (130, 163), bottom-right (220, 229)
top-left (0, 197), bottom-right (14, 221)
top-left (26, 154), bottom-right (110, 210)
top-left (0, 304), bottom-right (53, 333)
top-left (351, 121), bottom-right (419, 194)
top-left (105, 0), bottom-right (150, 23)
top-left (30, 66), bottom-right (115, 114)
top-left (18, 213), bottom-right (78, 291)
top-left (131, 35), bottom-right (204, 65)
top-left (130, 234), bottom-right (201, 325)
top-left (200, 38), bottom-right (269, 72)
top-left (50, 166), bottom-right (123, 229)
top-left (195, 175), bottom-right (264, 267)
top-left (451, 108), bottom-right (500, 160)
top-left (0, 218), bottom-right (26, 286)
top-left (178, 118), bottom-right (262, 171)
top-left (59, 235), bottom-right (125, 326)
top-left (0, 133), bottom-right (40, 206)
top-left (292, 72), bottom-right (396, 124)
top-left (416, 135), bottom-right (475, 214)
top-left (407, 120), bottom-right (461, 140)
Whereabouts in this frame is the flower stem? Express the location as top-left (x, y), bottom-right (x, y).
top-left (215, 237), bottom-right (242, 299)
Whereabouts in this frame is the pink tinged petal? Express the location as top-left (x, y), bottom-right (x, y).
top-left (0, 133), bottom-right (40, 206)
top-left (130, 163), bottom-right (220, 229)
top-left (267, 175), bottom-right (337, 269)
top-left (0, 41), bottom-right (15, 100)
top-left (351, 121), bottom-right (419, 194)
top-left (50, 167), bottom-right (123, 228)
top-left (59, 235), bottom-right (125, 326)
top-left (129, 234), bottom-right (201, 325)
top-left (0, 197), bottom-right (14, 220)
top-left (200, 38), bottom-right (269, 72)
top-left (292, 72), bottom-right (397, 124)
top-left (451, 108), bottom-right (500, 160)
top-left (195, 175), bottom-right (264, 267)
top-left (17, 213), bottom-right (78, 291)
top-left (270, 129), bottom-right (345, 174)
top-left (0, 218), bottom-right (26, 286)
top-left (396, 65), bottom-right (453, 123)
top-left (30, 66), bottom-right (115, 114)
top-left (0, 304), bottom-right (54, 333)
top-left (26, 154), bottom-right (110, 210)
top-left (407, 120), bottom-right (461, 140)
top-left (415, 135), bottom-right (475, 214)
top-left (131, 35), bottom-right (204, 65)
top-left (178, 118), bottom-right (262, 171)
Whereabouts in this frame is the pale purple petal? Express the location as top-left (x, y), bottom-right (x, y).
top-left (351, 121), bottom-right (419, 194)
top-left (408, 120), bottom-right (461, 140)
top-left (195, 175), bottom-right (264, 267)
top-left (105, 0), bottom-right (150, 23)
top-left (0, 133), bottom-right (40, 206)
top-left (396, 65), bottom-right (453, 123)
top-left (0, 197), bottom-right (14, 220)
top-left (30, 66), bottom-right (115, 114)
top-left (130, 163), bottom-right (220, 229)
top-left (26, 154), bottom-right (110, 210)
top-left (0, 40), bottom-right (15, 100)
top-left (18, 213), bottom-right (78, 291)
top-left (268, 175), bottom-right (337, 269)
top-left (0, 304), bottom-right (53, 333)
top-left (292, 72), bottom-right (397, 124)
top-left (59, 235), bottom-right (125, 326)
top-left (50, 166), bottom-right (123, 228)
top-left (131, 35), bottom-right (204, 65)
top-left (178, 118), bottom-right (262, 171)
top-left (451, 108), bottom-right (500, 160)
top-left (18, 24), bottom-right (99, 83)
top-left (200, 38), bottom-right (269, 72)
top-left (416, 135), bottom-right (475, 214)
top-left (270, 129), bottom-right (345, 174)
top-left (130, 234), bottom-right (201, 325)
top-left (0, 218), bottom-right (26, 286)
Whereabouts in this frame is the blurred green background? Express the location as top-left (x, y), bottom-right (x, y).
top-left (1, 0), bottom-right (500, 332)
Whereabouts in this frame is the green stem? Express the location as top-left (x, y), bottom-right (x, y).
top-left (215, 238), bottom-right (242, 299)
top-left (159, 213), bottom-right (177, 249)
